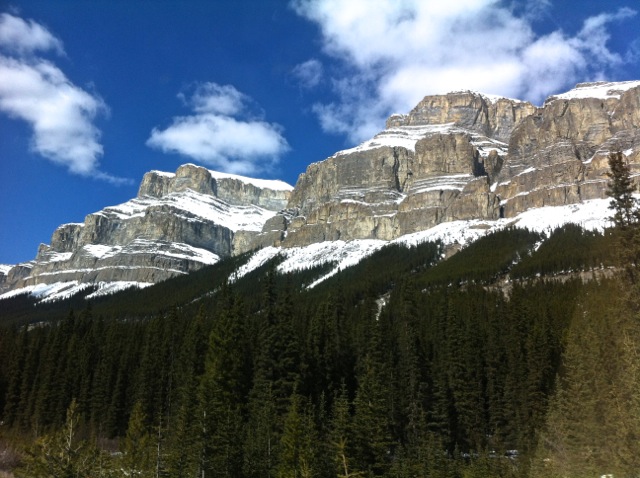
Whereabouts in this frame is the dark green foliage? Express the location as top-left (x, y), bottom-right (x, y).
top-left (417, 228), bottom-right (541, 286)
top-left (0, 224), bottom-right (631, 478)
top-left (510, 224), bottom-right (615, 278)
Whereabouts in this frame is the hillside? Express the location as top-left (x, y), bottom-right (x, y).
top-left (1, 217), bottom-right (637, 478)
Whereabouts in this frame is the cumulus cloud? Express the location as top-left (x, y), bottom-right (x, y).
top-left (292, 0), bottom-right (637, 142)
top-left (0, 13), bottom-right (121, 182)
top-left (147, 82), bottom-right (290, 175)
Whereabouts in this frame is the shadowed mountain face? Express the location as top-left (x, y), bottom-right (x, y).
top-left (2, 81), bottom-right (640, 296)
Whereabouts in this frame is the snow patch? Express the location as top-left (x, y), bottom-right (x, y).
top-left (85, 281), bottom-right (153, 299)
top-left (547, 81), bottom-right (640, 103)
top-left (150, 170), bottom-right (176, 178)
top-left (103, 189), bottom-right (278, 232)
top-left (516, 167), bottom-right (537, 177)
top-left (231, 198), bottom-right (615, 289)
top-left (208, 169), bottom-right (294, 191)
top-left (0, 264), bottom-right (12, 275)
top-left (335, 124), bottom-right (456, 155)
top-left (47, 252), bottom-right (73, 262)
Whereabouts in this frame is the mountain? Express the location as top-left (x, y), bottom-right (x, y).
top-left (1, 80), bottom-right (639, 301)
top-left (275, 81), bottom-right (640, 246)
top-left (0, 164), bottom-right (292, 299)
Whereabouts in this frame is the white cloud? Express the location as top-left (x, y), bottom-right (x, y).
top-left (0, 14), bottom-right (123, 183)
top-left (0, 12), bottom-right (63, 55)
top-left (147, 82), bottom-right (290, 175)
top-left (292, 58), bottom-right (323, 88)
top-left (179, 82), bottom-right (249, 116)
top-left (292, 0), bottom-right (637, 142)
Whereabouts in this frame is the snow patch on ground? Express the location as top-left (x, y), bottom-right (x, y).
top-left (85, 281), bottom-right (153, 300)
top-left (0, 280), bottom-right (153, 303)
top-left (1, 198), bottom-right (616, 302)
top-left (0, 264), bottom-right (12, 275)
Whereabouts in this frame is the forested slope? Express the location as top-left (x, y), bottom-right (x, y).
top-left (1, 211), bottom-right (638, 478)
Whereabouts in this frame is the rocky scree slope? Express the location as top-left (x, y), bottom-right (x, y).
top-left (0, 164), bottom-right (292, 295)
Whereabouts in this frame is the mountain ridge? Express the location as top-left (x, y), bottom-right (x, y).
top-left (1, 80), bottom-right (639, 301)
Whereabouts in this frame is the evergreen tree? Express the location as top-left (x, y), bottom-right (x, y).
top-left (607, 150), bottom-right (640, 286)
top-left (533, 280), bottom-right (640, 477)
top-left (16, 399), bottom-right (103, 478)
top-left (120, 400), bottom-right (154, 478)
top-left (197, 288), bottom-right (246, 478)
top-left (351, 323), bottom-right (394, 477)
top-left (164, 308), bottom-right (209, 478)
top-left (277, 391), bottom-right (317, 478)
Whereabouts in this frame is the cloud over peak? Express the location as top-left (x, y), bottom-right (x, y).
top-left (147, 82), bottom-right (290, 176)
top-left (292, 0), bottom-right (638, 143)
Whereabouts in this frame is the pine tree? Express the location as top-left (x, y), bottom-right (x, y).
top-left (196, 284), bottom-right (248, 478)
top-left (351, 323), bottom-right (394, 477)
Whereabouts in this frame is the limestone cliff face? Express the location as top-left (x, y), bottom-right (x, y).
top-left (496, 82), bottom-right (640, 217)
top-left (271, 91), bottom-right (533, 246)
top-left (3, 81), bottom-right (640, 299)
top-left (1, 164), bottom-right (292, 293)
top-left (257, 82), bottom-right (640, 247)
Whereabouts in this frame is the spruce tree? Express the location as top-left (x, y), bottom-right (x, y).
top-left (120, 400), bottom-right (154, 478)
top-left (607, 150), bottom-right (640, 286)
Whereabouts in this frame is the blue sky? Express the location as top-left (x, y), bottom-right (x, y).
top-left (1, 0), bottom-right (639, 265)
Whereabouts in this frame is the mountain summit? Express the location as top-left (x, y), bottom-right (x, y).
top-left (2, 81), bottom-right (640, 300)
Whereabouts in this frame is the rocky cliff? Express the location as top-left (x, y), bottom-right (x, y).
top-left (0, 164), bottom-right (292, 294)
top-left (254, 81), bottom-right (640, 248)
top-left (2, 80), bottom-right (640, 300)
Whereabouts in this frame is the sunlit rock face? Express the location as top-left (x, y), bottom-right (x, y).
top-left (258, 82), bottom-right (640, 247)
top-left (0, 164), bottom-right (292, 293)
top-left (3, 81), bottom-right (640, 298)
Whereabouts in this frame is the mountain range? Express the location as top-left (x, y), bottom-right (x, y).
top-left (2, 80), bottom-right (639, 302)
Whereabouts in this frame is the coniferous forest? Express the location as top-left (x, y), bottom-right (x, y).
top-left (1, 153), bottom-right (640, 478)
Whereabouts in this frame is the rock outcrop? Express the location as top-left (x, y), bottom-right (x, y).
top-left (0, 164), bottom-right (292, 293)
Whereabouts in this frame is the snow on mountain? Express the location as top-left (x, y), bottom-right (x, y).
top-left (82, 240), bottom-right (220, 265)
top-left (101, 188), bottom-right (278, 233)
top-left (335, 124), bottom-right (457, 155)
top-left (0, 197), bottom-right (615, 304)
top-left (545, 80), bottom-right (640, 103)
top-left (208, 169), bottom-right (294, 192)
top-left (231, 197), bottom-right (614, 289)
